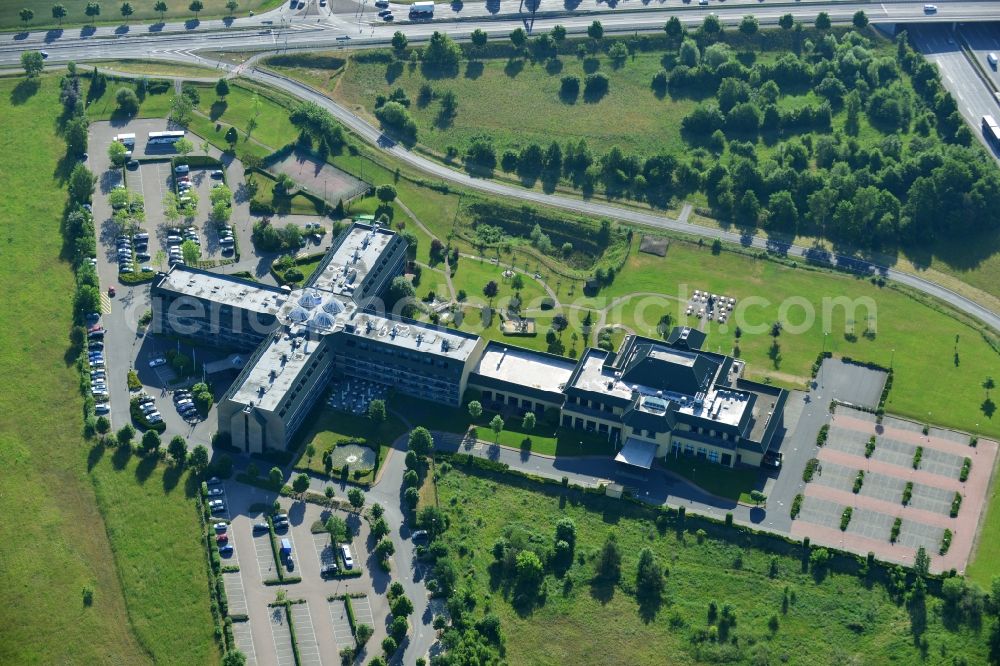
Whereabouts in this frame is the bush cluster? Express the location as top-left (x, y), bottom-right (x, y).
top-left (912, 446), bottom-right (923, 469)
top-left (790, 493), bottom-right (803, 519)
top-left (960, 457), bottom-right (971, 482)
top-left (950, 492), bottom-right (962, 518)
top-left (902, 481), bottom-right (913, 506)
top-left (890, 517), bottom-right (901, 543)
top-left (803, 458), bottom-right (819, 482)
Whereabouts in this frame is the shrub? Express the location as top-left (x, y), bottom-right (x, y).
top-left (840, 507), bottom-right (853, 531)
top-left (790, 494), bottom-right (803, 519)
top-left (853, 470), bottom-right (864, 494)
top-left (912, 446), bottom-right (923, 469)
top-left (126, 369), bottom-right (142, 391)
top-left (902, 481), bottom-right (913, 506)
top-left (940, 528), bottom-right (953, 555)
top-left (890, 517), bottom-right (901, 543)
top-left (816, 424), bottom-right (829, 446)
top-left (865, 436), bottom-right (876, 458)
top-left (950, 492), bottom-right (962, 518)
top-left (803, 458), bottom-right (819, 482)
top-left (960, 457), bottom-right (971, 482)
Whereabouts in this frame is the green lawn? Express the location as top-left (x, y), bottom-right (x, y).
top-left (194, 81), bottom-right (300, 153)
top-left (0, 74), bottom-right (151, 665)
top-left (92, 58), bottom-right (224, 79)
top-left (431, 465), bottom-right (991, 665)
top-left (662, 455), bottom-right (763, 504)
top-left (2, 0), bottom-right (282, 31)
top-left (85, 77), bottom-right (174, 122)
top-left (89, 450), bottom-right (218, 664)
top-left (294, 406), bottom-right (407, 480)
top-left (247, 171), bottom-right (325, 216)
top-left (966, 461), bottom-right (1000, 587)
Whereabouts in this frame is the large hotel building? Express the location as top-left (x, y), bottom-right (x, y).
top-left (151, 222), bottom-right (786, 471)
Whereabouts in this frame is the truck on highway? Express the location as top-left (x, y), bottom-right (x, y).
top-left (409, 1), bottom-right (434, 17)
top-left (982, 115), bottom-right (1000, 149)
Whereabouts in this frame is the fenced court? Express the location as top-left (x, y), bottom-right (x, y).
top-left (270, 149), bottom-right (368, 204)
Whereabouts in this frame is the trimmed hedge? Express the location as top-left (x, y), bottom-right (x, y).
top-left (960, 457), bottom-right (971, 482)
top-left (890, 517), bottom-right (901, 543)
top-left (950, 492), bottom-right (962, 518)
top-left (912, 446), bottom-right (923, 470)
top-left (902, 481), bottom-right (913, 506)
top-left (840, 507), bottom-right (853, 531)
top-left (129, 397), bottom-right (166, 433)
top-left (865, 436), bottom-right (876, 458)
top-left (790, 494), bottom-right (802, 519)
top-left (816, 425), bottom-right (829, 446)
top-left (853, 470), bottom-right (864, 494)
top-left (119, 270), bottom-right (157, 284)
top-left (803, 458), bottom-right (819, 483)
top-left (940, 529), bottom-right (953, 555)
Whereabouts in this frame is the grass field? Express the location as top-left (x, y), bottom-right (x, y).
top-left (430, 465), bottom-right (991, 665)
top-left (294, 406), bottom-right (406, 480)
top-left (966, 467), bottom-right (1000, 587)
top-left (89, 449), bottom-right (219, 664)
top-left (91, 59), bottom-right (224, 79)
top-left (85, 77), bottom-right (174, 122)
top-left (0, 74), bottom-right (216, 663)
top-left (0, 0), bottom-right (282, 31)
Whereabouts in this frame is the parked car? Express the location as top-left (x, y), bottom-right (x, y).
top-left (253, 522), bottom-right (269, 532)
top-left (219, 544), bottom-right (234, 555)
top-left (147, 412), bottom-right (162, 423)
top-left (211, 170), bottom-right (224, 178)
top-left (208, 488), bottom-right (224, 497)
top-left (95, 404), bottom-right (110, 415)
top-left (149, 357), bottom-right (167, 368)
top-left (340, 545), bottom-right (354, 569)
top-left (107, 286), bottom-right (116, 297)
top-left (213, 522), bottom-right (227, 532)
top-left (207, 476), bottom-right (222, 485)
top-left (216, 534), bottom-right (229, 544)
top-left (274, 513), bottom-right (288, 522)
top-left (411, 530), bottom-right (429, 541)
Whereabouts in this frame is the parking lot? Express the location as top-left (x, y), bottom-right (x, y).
top-left (791, 406), bottom-right (998, 573)
top-left (232, 620), bottom-right (257, 666)
top-left (268, 606), bottom-right (296, 666)
top-left (328, 599), bottom-right (353, 649)
top-left (289, 603), bottom-right (321, 666)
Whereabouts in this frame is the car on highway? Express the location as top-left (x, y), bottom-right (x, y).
top-left (149, 357), bottom-right (167, 368)
top-left (374, 0), bottom-right (388, 6)
top-left (990, 53), bottom-right (998, 69)
top-left (923, 4), bottom-right (937, 12)
top-left (40, 50), bottom-right (49, 59)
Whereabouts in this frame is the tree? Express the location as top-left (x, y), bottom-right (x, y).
top-left (984, 377), bottom-right (995, 396)
top-left (470, 28), bottom-right (488, 54)
top-left (225, 126), bottom-right (238, 148)
top-left (423, 31), bottom-right (462, 71)
top-left (489, 414), bottom-right (504, 443)
top-left (117, 424), bottom-right (136, 447)
top-left (636, 547), bottom-right (664, 600)
top-left (348, 487), bottom-right (365, 511)
top-left (216, 78), bottom-right (230, 98)
top-left (355, 624), bottom-right (373, 646)
top-left (168, 436), bottom-right (187, 465)
top-left (522, 412), bottom-right (536, 431)
top-left (663, 16), bottom-right (683, 42)
top-left (815, 12), bottom-right (831, 30)
top-left (739, 15), bottom-right (758, 37)
top-left (679, 39), bottom-right (700, 67)
top-left (551, 24), bottom-right (566, 42)
top-left (189, 445), bottom-right (209, 472)
top-left (375, 184), bottom-right (397, 203)
top-left (174, 137), bottom-right (194, 158)
top-left (701, 14), bottom-right (722, 37)
top-left (222, 651), bottom-right (247, 666)
top-left (391, 31), bottom-right (408, 53)
top-left (21, 51), bottom-right (43, 78)
top-left (408, 426), bottom-right (433, 457)
top-left (170, 93), bottom-right (193, 127)
top-left (853, 10), bottom-right (869, 28)
top-left (51, 4), bottom-right (67, 25)
top-left (779, 13), bottom-right (794, 30)
top-left (391, 594), bottom-right (413, 617)
top-left (325, 515), bottom-right (348, 543)
top-left (381, 637), bottom-right (397, 658)
top-left (120, 2), bottom-right (133, 21)
top-left (483, 280), bottom-right (499, 303)
top-left (587, 20), bottom-right (604, 42)
top-left (95, 416), bottom-right (111, 435)
top-left (85, 2), bottom-right (101, 20)
top-left (106, 140), bottom-right (128, 170)
top-left (509, 27), bottom-right (527, 50)
top-left (368, 399), bottom-right (386, 425)
top-left (467, 400), bottom-right (483, 420)
top-left (141, 429), bottom-right (160, 453)
top-left (154, 0), bottom-right (167, 19)
top-left (597, 535), bottom-right (622, 581)
top-left (371, 517), bottom-right (390, 541)
top-left (68, 164), bottom-right (96, 204)
top-left (292, 473), bottom-right (310, 494)
top-left (19, 8), bottom-right (34, 27)
top-left (115, 87), bottom-right (139, 116)
top-left (181, 239), bottom-right (200, 265)
top-left (226, 0), bottom-right (238, 15)
top-left (419, 505), bottom-right (446, 538)
top-left (914, 546), bottom-right (931, 577)
top-left (750, 490), bottom-right (767, 507)
top-left (515, 550), bottom-right (544, 589)
top-left (189, 0), bottom-right (204, 18)
top-left (268, 466), bottom-right (283, 488)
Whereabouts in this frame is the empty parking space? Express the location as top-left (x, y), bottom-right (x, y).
top-left (253, 530), bottom-right (278, 582)
top-left (269, 606), bottom-right (296, 666)
top-left (858, 472), bottom-right (907, 505)
top-left (844, 507), bottom-right (895, 541)
top-left (290, 603), bottom-right (321, 666)
top-left (223, 571), bottom-right (248, 617)
top-left (352, 595), bottom-right (374, 628)
top-left (796, 495), bottom-right (844, 528)
top-left (919, 446), bottom-right (964, 479)
top-left (909, 483), bottom-right (956, 516)
top-left (312, 531), bottom-right (335, 568)
top-left (328, 599), bottom-right (354, 649)
top-left (897, 520), bottom-right (945, 552)
top-left (232, 620), bottom-right (257, 666)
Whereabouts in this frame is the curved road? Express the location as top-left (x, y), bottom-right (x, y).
top-left (248, 67), bottom-right (1000, 332)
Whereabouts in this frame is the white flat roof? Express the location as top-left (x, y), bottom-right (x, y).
top-left (230, 329), bottom-right (319, 412)
top-left (311, 225), bottom-right (395, 298)
top-left (474, 344), bottom-right (575, 394)
top-left (159, 267), bottom-right (286, 316)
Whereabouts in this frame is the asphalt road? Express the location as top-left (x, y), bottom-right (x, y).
top-left (2, 1), bottom-right (1000, 68)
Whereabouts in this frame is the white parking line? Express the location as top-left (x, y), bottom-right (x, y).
top-left (232, 620), bottom-right (257, 666)
top-left (328, 599), bottom-right (353, 648)
top-left (290, 603), bottom-right (321, 666)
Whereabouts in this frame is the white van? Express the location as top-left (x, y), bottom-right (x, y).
top-left (340, 544), bottom-right (354, 569)
top-left (989, 53), bottom-right (998, 69)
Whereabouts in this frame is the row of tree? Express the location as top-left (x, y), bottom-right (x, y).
top-left (24, 0), bottom-right (225, 27)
